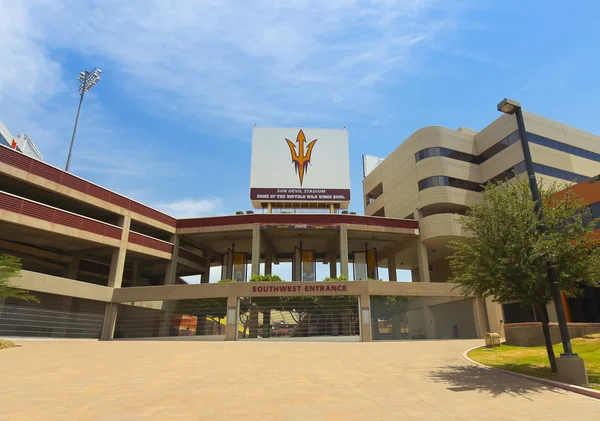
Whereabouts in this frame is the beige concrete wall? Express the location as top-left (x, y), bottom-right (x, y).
top-left (112, 281), bottom-right (474, 303)
top-left (504, 322), bottom-right (600, 347)
top-left (8, 270), bottom-right (113, 302)
top-left (0, 209), bottom-right (121, 248)
top-left (419, 213), bottom-right (472, 242)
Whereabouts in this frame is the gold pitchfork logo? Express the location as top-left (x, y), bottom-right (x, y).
top-left (285, 129), bottom-right (318, 186)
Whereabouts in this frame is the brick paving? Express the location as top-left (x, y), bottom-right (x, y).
top-left (1, 339), bottom-right (599, 420)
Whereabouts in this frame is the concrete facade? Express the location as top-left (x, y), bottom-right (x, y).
top-left (363, 112), bottom-right (600, 283)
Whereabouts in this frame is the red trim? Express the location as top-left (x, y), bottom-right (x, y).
top-left (128, 232), bottom-right (174, 254)
top-left (0, 191), bottom-right (123, 240)
top-left (0, 145), bottom-right (176, 227)
top-left (177, 214), bottom-right (419, 230)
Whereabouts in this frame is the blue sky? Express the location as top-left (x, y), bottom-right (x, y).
top-left (2, 0), bottom-right (600, 281)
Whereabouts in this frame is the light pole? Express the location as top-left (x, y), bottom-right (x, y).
top-left (65, 68), bottom-right (102, 172)
top-left (496, 98), bottom-right (575, 356)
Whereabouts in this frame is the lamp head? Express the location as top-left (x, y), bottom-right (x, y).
top-left (497, 98), bottom-right (522, 115)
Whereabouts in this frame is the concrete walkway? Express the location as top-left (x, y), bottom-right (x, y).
top-left (1, 339), bottom-right (598, 420)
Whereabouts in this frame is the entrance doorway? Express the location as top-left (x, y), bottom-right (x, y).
top-left (237, 296), bottom-right (360, 341)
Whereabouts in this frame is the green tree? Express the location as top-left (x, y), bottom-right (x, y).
top-left (0, 254), bottom-right (38, 302)
top-left (447, 177), bottom-right (600, 371)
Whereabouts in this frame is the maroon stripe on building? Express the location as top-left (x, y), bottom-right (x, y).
top-left (128, 232), bottom-right (174, 254)
top-left (0, 145), bottom-right (176, 227)
top-left (177, 214), bottom-right (419, 230)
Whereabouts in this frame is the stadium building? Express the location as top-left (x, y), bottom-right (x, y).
top-left (0, 114), bottom-right (598, 342)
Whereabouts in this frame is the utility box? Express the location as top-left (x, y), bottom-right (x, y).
top-left (485, 332), bottom-right (501, 347)
top-left (485, 332), bottom-right (493, 348)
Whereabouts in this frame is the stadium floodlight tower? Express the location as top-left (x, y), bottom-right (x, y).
top-left (65, 68), bottom-right (102, 172)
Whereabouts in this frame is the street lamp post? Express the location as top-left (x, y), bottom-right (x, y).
top-left (496, 98), bottom-right (575, 356)
top-left (65, 68), bottom-right (102, 172)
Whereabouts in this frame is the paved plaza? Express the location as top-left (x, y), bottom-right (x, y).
top-left (1, 339), bottom-right (599, 420)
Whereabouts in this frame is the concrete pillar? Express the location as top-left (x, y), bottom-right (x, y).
top-left (164, 234), bottom-right (180, 286)
top-left (388, 254), bottom-right (397, 282)
top-left (414, 209), bottom-right (430, 283)
top-left (423, 306), bottom-right (436, 339)
top-left (416, 242), bottom-right (430, 283)
top-left (329, 203), bottom-right (335, 214)
top-left (224, 294), bottom-right (238, 341)
top-left (100, 303), bottom-right (118, 340)
top-left (200, 252), bottom-right (211, 284)
top-left (411, 268), bottom-right (420, 282)
top-left (360, 294), bottom-right (372, 342)
top-left (200, 270), bottom-right (210, 284)
top-left (251, 224), bottom-right (261, 277)
top-left (267, 203), bottom-right (272, 214)
top-left (108, 215), bottom-right (131, 288)
top-left (159, 301), bottom-right (173, 337)
top-left (472, 298), bottom-right (488, 339)
top-left (65, 256), bottom-right (80, 279)
top-left (330, 261), bottom-right (337, 278)
top-left (264, 253), bottom-right (273, 276)
top-left (131, 261), bottom-right (141, 287)
top-left (340, 224), bottom-right (349, 279)
top-left (485, 296), bottom-right (505, 338)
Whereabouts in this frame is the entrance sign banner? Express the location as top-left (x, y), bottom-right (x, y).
top-left (250, 127), bottom-right (351, 206)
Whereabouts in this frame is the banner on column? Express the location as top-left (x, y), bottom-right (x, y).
top-left (292, 248), bottom-right (316, 282)
top-left (233, 252), bottom-right (248, 282)
top-left (222, 249), bottom-right (248, 282)
top-left (302, 251), bottom-right (316, 282)
top-left (353, 249), bottom-right (378, 280)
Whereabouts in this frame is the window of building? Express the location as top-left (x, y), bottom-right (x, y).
top-left (418, 176), bottom-right (482, 192)
top-left (415, 147), bottom-right (482, 164)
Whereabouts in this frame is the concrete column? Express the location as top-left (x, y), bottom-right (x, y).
top-left (329, 261), bottom-right (337, 278)
top-left (411, 268), bottom-right (420, 282)
top-left (251, 224), bottom-right (261, 277)
top-left (472, 298), bottom-right (488, 339)
top-left (108, 215), bottom-right (131, 288)
top-left (414, 209), bottom-right (430, 283)
top-left (340, 224), bottom-right (349, 279)
top-left (423, 306), bottom-right (436, 339)
top-left (65, 256), bottom-right (80, 279)
top-left (164, 234), bottom-right (180, 286)
top-left (388, 254), bottom-right (397, 282)
top-left (264, 253), bottom-right (273, 276)
top-left (267, 203), bottom-right (272, 214)
top-left (360, 294), bottom-right (372, 342)
top-left (131, 261), bottom-right (141, 287)
top-left (159, 301), bottom-right (173, 337)
top-left (200, 252), bottom-right (211, 284)
top-left (329, 203), bottom-right (335, 214)
top-left (485, 296), bottom-right (505, 338)
top-left (416, 242), bottom-right (430, 283)
top-left (100, 303), bottom-right (118, 340)
top-left (200, 270), bottom-right (210, 284)
top-left (224, 294), bottom-right (238, 341)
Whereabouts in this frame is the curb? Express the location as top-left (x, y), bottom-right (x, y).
top-left (462, 345), bottom-right (600, 400)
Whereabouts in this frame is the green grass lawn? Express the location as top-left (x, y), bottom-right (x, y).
top-left (469, 334), bottom-right (600, 391)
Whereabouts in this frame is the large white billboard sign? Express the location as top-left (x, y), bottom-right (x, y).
top-left (250, 127), bottom-right (351, 203)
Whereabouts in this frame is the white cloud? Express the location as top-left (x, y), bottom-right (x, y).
top-left (11, 0), bottom-right (463, 127)
top-left (0, 0), bottom-right (471, 215)
top-left (154, 197), bottom-right (225, 219)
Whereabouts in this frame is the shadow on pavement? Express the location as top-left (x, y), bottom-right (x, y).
top-left (428, 365), bottom-right (563, 398)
